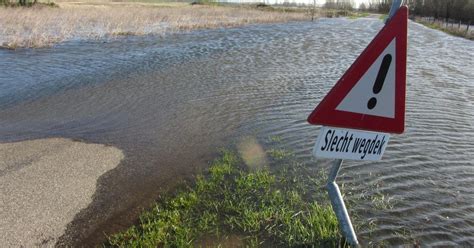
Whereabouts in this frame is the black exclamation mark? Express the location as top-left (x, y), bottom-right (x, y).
top-left (367, 54), bottom-right (392, 110)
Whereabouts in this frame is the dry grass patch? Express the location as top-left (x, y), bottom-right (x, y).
top-left (0, 3), bottom-right (309, 48)
top-left (415, 17), bottom-right (474, 41)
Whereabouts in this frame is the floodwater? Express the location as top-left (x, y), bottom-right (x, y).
top-left (1, 17), bottom-right (473, 246)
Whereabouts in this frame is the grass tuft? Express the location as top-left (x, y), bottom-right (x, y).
top-left (105, 150), bottom-right (344, 247)
top-left (268, 135), bottom-right (282, 143)
top-left (267, 148), bottom-right (293, 160)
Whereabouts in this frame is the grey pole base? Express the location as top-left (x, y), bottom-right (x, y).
top-left (326, 159), bottom-right (359, 247)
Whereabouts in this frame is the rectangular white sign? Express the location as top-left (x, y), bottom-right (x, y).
top-left (313, 126), bottom-right (390, 161)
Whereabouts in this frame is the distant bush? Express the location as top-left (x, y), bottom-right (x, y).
top-left (336, 10), bottom-right (350, 16)
top-left (1, 0), bottom-right (57, 7)
top-left (255, 3), bottom-right (268, 8)
top-left (323, 9), bottom-right (352, 18)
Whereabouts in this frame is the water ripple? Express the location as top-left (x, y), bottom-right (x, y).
top-left (0, 18), bottom-right (473, 246)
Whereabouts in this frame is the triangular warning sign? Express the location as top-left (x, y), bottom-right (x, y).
top-left (307, 6), bottom-right (407, 134)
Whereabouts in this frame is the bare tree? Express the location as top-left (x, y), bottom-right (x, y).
top-left (407, 0), bottom-right (473, 23)
top-left (324, 0), bottom-right (337, 9)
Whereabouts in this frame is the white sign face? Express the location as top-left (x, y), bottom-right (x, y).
top-left (336, 38), bottom-right (396, 118)
top-left (313, 126), bottom-right (390, 161)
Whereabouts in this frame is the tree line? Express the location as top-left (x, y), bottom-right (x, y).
top-left (324, 0), bottom-right (355, 10)
top-left (406, 0), bottom-right (474, 22)
top-left (325, 0), bottom-right (473, 23)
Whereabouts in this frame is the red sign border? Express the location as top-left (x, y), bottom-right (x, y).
top-left (307, 6), bottom-right (407, 134)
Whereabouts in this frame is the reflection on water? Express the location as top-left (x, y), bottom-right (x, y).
top-left (237, 136), bottom-right (268, 171)
top-left (0, 18), bottom-right (473, 246)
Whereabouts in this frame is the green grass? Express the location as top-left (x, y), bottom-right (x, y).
top-left (106, 151), bottom-right (345, 247)
top-left (268, 135), bottom-right (282, 143)
top-left (347, 12), bottom-right (369, 19)
top-left (267, 148), bottom-right (293, 161)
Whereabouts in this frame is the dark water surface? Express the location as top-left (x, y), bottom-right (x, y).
top-left (1, 17), bottom-right (473, 246)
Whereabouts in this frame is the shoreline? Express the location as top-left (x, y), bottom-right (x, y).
top-left (413, 16), bottom-right (474, 41)
top-left (106, 150), bottom-right (343, 247)
top-left (0, 138), bottom-right (124, 247)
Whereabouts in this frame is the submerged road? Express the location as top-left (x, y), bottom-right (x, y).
top-left (0, 16), bottom-right (473, 246)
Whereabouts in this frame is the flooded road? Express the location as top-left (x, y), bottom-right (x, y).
top-left (1, 17), bottom-right (473, 246)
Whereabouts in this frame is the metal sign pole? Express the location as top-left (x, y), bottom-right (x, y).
top-left (325, 2), bottom-right (403, 247)
top-left (386, 0), bottom-right (403, 24)
top-left (326, 159), bottom-right (358, 246)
